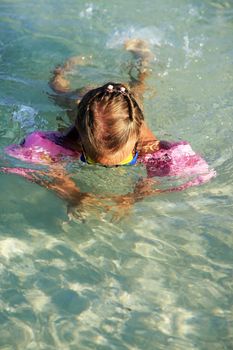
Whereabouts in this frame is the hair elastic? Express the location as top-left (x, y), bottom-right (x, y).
top-left (107, 84), bottom-right (114, 92)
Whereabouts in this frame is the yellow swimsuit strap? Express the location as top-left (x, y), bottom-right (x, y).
top-left (84, 152), bottom-right (138, 166)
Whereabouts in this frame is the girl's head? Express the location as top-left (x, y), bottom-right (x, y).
top-left (76, 82), bottom-right (144, 166)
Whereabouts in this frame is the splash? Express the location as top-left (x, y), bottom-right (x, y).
top-left (11, 105), bottom-right (47, 135)
top-left (80, 3), bottom-right (94, 19)
top-left (106, 26), bottom-right (164, 49)
top-left (183, 34), bottom-right (203, 68)
top-left (12, 105), bottom-right (37, 129)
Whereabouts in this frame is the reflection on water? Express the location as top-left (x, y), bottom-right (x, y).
top-left (0, 0), bottom-right (233, 349)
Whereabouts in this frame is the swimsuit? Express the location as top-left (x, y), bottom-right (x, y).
top-left (80, 151), bottom-right (139, 166)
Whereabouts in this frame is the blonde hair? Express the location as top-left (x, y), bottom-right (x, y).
top-left (76, 82), bottom-right (144, 161)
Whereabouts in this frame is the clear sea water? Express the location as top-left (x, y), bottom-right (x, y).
top-left (0, 1), bottom-right (233, 349)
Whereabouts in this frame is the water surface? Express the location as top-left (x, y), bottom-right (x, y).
top-left (0, 1), bottom-right (233, 349)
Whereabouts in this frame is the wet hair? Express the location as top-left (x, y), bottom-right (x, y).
top-left (75, 82), bottom-right (144, 161)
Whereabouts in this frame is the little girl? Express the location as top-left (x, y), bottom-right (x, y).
top-left (2, 40), bottom-right (215, 219)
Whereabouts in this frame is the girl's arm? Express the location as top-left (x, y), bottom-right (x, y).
top-left (1, 166), bottom-right (82, 204)
top-left (49, 56), bottom-right (91, 94)
top-left (125, 39), bottom-right (153, 103)
top-left (0, 165), bottom-right (110, 220)
top-left (137, 121), bottom-right (160, 154)
top-left (48, 56), bottom-right (93, 122)
top-left (124, 40), bottom-right (160, 153)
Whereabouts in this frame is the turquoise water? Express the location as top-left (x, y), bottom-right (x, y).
top-left (0, 0), bottom-right (233, 349)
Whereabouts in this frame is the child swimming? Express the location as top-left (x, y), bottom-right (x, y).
top-left (2, 40), bottom-right (215, 219)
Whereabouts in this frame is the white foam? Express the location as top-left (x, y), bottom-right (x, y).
top-left (183, 34), bottom-right (203, 68)
top-left (12, 105), bottom-right (37, 129)
top-left (80, 3), bottom-right (94, 19)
